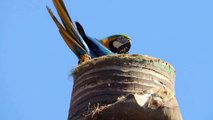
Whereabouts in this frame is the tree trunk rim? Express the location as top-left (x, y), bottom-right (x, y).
top-left (72, 54), bottom-right (176, 80)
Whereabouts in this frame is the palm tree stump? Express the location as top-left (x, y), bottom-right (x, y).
top-left (68, 54), bottom-right (182, 120)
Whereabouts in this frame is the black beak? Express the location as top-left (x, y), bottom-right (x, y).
top-left (117, 42), bottom-right (131, 54)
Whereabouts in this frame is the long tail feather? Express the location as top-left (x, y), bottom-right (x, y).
top-left (47, 6), bottom-right (88, 59)
top-left (52, 0), bottom-right (83, 47)
top-left (52, 0), bottom-right (91, 55)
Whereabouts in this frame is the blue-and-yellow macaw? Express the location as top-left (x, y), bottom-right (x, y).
top-left (75, 22), bottom-right (131, 54)
top-left (47, 0), bottom-right (131, 63)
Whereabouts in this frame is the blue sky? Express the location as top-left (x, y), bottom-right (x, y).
top-left (1, 0), bottom-right (213, 119)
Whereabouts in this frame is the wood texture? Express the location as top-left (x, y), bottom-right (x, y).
top-left (68, 54), bottom-right (182, 120)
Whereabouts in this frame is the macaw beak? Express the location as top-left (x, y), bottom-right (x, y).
top-left (117, 42), bottom-right (131, 54)
top-left (116, 37), bottom-right (131, 54)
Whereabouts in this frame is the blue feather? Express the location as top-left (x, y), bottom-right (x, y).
top-left (75, 22), bottom-right (113, 57)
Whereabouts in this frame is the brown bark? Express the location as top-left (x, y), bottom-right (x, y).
top-left (68, 54), bottom-right (182, 120)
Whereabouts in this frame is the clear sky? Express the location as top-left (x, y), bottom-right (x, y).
top-left (1, 0), bottom-right (213, 120)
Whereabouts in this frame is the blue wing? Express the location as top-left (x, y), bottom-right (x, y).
top-left (75, 21), bottom-right (113, 57)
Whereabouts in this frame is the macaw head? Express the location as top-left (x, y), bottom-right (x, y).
top-left (101, 34), bottom-right (131, 54)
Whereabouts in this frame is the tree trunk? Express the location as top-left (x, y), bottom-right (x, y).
top-left (68, 54), bottom-right (182, 120)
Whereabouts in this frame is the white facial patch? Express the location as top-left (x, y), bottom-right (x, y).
top-left (113, 41), bottom-right (123, 48)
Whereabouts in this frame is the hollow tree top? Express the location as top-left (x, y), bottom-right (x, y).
top-left (73, 54), bottom-right (175, 80)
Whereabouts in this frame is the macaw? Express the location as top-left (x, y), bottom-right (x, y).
top-left (47, 0), bottom-right (131, 63)
top-left (75, 22), bottom-right (131, 54)
top-left (47, 0), bottom-right (113, 62)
